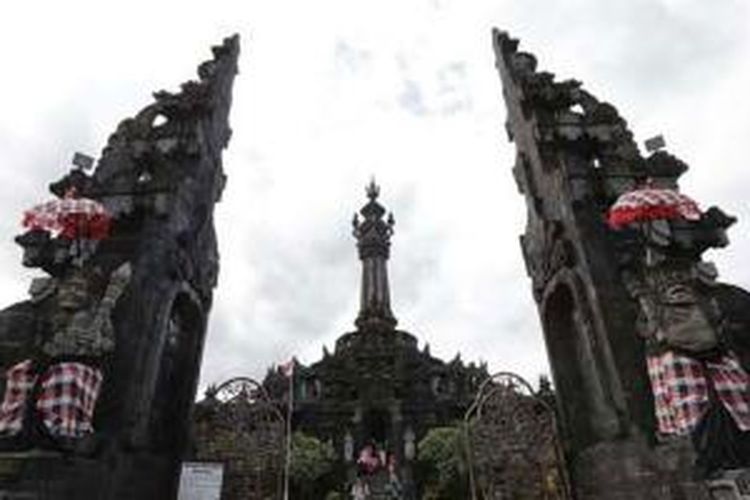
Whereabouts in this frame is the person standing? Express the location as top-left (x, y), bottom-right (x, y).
top-left (351, 477), bottom-right (370, 500)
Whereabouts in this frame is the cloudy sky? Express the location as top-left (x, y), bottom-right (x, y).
top-left (0, 0), bottom-right (748, 391)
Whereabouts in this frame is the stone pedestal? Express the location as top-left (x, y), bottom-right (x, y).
top-left (707, 469), bottom-right (750, 499)
top-left (573, 438), bottom-right (710, 499)
top-left (0, 451), bottom-right (180, 499)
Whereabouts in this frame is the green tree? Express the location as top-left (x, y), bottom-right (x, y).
top-left (417, 426), bottom-right (469, 500)
top-left (289, 431), bottom-right (337, 499)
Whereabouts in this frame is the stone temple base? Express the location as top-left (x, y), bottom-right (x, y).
top-left (0, 450), bottom-right (176, 500)
top-left (706, 469), bottom-right (750, 499)
top-left (572, 437), bottom-right (711, 499)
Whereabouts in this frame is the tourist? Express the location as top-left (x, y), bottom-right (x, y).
top-left (357, 443), bottom-right (380, 475)
top-left (378, 445), bottom-right (387, 468)
top-left (351, 477), bottom-right (370, 500)
top-left (385, 455), bottom-right (403, 499)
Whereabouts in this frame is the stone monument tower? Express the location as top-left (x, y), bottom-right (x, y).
top-left (256, 182), bottom-right (487, 498)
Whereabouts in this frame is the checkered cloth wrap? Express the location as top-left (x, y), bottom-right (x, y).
top-left (608, 187), bottom-right (701, 229)
top-left (647, 351), bottom-right (750, 435)
top-left (35, 362), bottom-right (103, 438)
top-left (0, 360), bottom-right (36, 435)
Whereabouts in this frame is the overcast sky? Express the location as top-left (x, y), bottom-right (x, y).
top-left (0, 0), bottom-right (748, 391)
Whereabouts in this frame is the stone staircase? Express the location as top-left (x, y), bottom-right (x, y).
top-left (366, 470), bottom-right (393, 499)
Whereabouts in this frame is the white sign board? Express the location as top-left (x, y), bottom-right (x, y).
top-left (177, 462), bottom-right (224, 500)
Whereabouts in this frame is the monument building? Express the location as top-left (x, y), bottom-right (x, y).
top-left (242, 181), bottom-right (488, 496)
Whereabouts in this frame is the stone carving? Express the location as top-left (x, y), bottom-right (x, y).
top-left (403, 427), bottom-right (415, 461)
top-left (613, 177), bottom-right (750, 476)
top-left (0, 35), bottom-right (238, 498)
top-left (494, 28), bottom-right (750, 497)
top-left (0, 257), bottom-right (131, 451)
top-left (345, 431), bottom-right (354, 462)
top-left (522, 219), bottom-right (576, 301)
top-left (42, 263), bottom-right (131, 359)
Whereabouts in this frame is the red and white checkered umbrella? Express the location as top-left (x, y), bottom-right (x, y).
top-left (22, 189), bottom-right (111, 240)
top-left (607, 186), bottom-right (701, 229)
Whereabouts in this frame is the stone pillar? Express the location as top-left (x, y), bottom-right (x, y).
top-left (353, 181), bottom-right (398, 331)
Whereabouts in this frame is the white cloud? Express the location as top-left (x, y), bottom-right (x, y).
top-left (0, 0), bottom-right (747, 392)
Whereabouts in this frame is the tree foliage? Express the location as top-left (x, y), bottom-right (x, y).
top-left (417, 425), bottom-right (469, 499)
top-left (289, 431), bottom-right (336, 485)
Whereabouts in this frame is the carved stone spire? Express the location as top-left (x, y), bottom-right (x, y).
top-left (352, 179), bottom-right (397, 330)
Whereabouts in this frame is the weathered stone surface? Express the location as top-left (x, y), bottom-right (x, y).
top-left (492, 28), bottom-right (750, 498)
top-left (0, 35), bottom-right (238, 499)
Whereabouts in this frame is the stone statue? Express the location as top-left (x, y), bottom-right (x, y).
top-left (42, 263), bottom-right (131, 359)
top-left (0, 35), bottom-right (237, 498)
top-left (344, 431), bottom-right (354, 462)
top-left (617, 176), bottom-right (750, 476)
top-left (403, 427), bottom-right (415, 461)
top-left (0, 262), bottom-right (131, 449)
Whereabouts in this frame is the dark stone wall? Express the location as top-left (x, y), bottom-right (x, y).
top-left (492, 29), bottom-right (714, 498)
top-left (259, 326), bottom-right (488, 492)
top-left (0, 35), bottom-right (239, 499)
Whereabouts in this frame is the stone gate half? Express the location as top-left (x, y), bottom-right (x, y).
top-left (0, 35), bottom-right (239, 499)
top-left (493, 30), bottom-right (750, 499)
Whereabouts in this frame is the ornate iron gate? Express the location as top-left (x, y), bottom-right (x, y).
top-left (464, 372), bottom-right (571, 500)
top-left (192, 377), bottom-right (286, 499)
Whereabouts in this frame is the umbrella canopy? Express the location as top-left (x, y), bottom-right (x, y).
top-left (607, 186), bottom-right (701, 229)
top-left (22, 189), bottom-right (111, 240)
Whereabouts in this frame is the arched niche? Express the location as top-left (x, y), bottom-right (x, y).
top-left (362, 408), bottom-right (390, 446)
top-left (150, 287), bottom-right (205, 453)
top-left (542, 281), bottom-right (597, 453)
